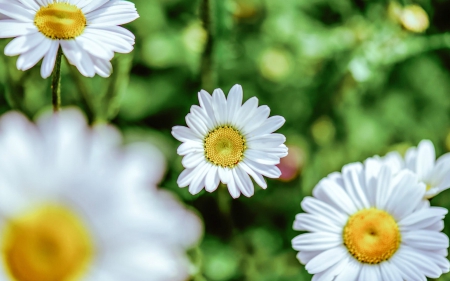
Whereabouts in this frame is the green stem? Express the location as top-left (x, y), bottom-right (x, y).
top-left (51, 48), bottom-right (62, 112)
top-left (200, 0), bottom-right (216, 91)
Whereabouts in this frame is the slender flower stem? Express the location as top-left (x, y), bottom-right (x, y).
top-left (51, 47), bottom-right (62, 112)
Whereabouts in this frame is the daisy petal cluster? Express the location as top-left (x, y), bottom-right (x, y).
top-left (0, 0), bottom-right (139, 78)
top-left (0, 109), bottom-right (202, 281)
top-left (172, 84), bottom-right (288, 198)
top-left (378, 140), bottom-right (450, 198)
top-left (292, 162), bottom-right (449, 280)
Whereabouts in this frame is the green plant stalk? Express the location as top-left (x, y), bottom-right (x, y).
top-left (51, 47), bottom-right (62, 112)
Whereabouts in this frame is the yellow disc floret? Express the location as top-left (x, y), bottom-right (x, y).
top-left (2, 205), bottom-right (93, 281)
top-left (204, 126), bottom-right (246, 168)
top-left (34, 3), bottom-right (86, 40)
top-left (343, 208), bottom-right (400, 264)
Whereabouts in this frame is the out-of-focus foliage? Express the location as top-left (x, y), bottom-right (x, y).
top-left (2, 0), bottom-right (450, 280)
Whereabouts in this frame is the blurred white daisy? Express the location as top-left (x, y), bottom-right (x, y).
top-left (292, 162), bottom-right (449, 280)
top-left (0, 0), bottom-right (138, 78)
top-left (0, 109), bottom-right (202, 281)
top-left (376, 140), bottom-right (450, 198)
top-left (172, 84), bottom-right (288, 198)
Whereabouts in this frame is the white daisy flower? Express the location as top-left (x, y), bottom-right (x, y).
top-left (376, 140), bottom-right (450, 198)
top-left (172, 84), bottom-right (288, 198)
top-left (292, 162), bottom-right (450, 280)
top-left (0, 0), bottom-right (138, 78)
top-left (0, 109), bottom-right (202, 281)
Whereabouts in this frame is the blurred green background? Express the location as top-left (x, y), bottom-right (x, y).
top-left (2, 0), bottom-right (450, 280)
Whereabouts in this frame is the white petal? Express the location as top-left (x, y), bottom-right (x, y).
top-left (341, 162), bottom-right (370, 209)
top-left (234, 97), bottom-right (258, 129)
top-left (227, 84), bottom-right (243, 124)
top-left (60, 40), bottom-right (95, 77)
top-left (16, 37), bottom-right (51, 71)
top-left (402, 230), bottom-right (449, 251)
top-left (0, 21), bottom-right (36, 38)
top-left (205, 164), bottom-right (219, 192)
top-left (293, 213), bottom-right (341, 233)
top-left (415, 140), bottom-right (435, 180)
top-left (0, 3), bottom-right (34, 22)
top-left (198, 89), bottom-right (217, 127)
top-left (226, 173), bottom-right (240, 198)
top-left (241, 105), bottom-right (270, 135)
top-left (243, 158), bottom-right (281, 178)
top-left (181, 152), bottom-right (204, 169)
top-left (312, 176), bottom-right (358, 216)
top-left (212, 88), bottom-right (227, 124)
top-left (176, 141), bottom-right (203, 156)
top-left (233, 166), bottom-right (254, 197)
top-left (40, 41), bottom-right (59, 78)
top-left (172, 126), bottom-right (201, 142)
top-left (306, 246), bottom-right (347, 274)
top-left (238, 162), bottom-right (267, 189)
top-left (244, 149), bottom-right (280, 165)
top-left (247, 115), bottom-right (285, 136)
top-left (300, 197), bottom-right (347, 227)
top-left (292, 232), bottom-right (341, 252)
top-left (4, 31), bottom-right (45, 56)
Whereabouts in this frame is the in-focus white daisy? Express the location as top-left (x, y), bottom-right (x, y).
top-left (292, 162), bottom-right (449, 281)
top-left (377, 140), bottom-right (450, 198)
top-left (0, 109), bottom-right (202, 281)
top-left (0, 0), bottom-right (138, 78)
top-left (172, 84), bottom-right (288, 198)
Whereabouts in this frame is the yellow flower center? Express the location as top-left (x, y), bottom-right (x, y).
top-left (2, 205), bottom-right (94, 281)
top-left (204, 126), bottom-right (246, 168)
top-left (34, 3), bottom-right (86, 40)
top-left (343, 208), bottom-right (400, 264)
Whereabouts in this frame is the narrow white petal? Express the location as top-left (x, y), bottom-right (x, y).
top-left (176, 141), bottom-right (203, 156)
top-left (227, 84), bottom-right (243, 124)
top-left (415, 140), bottom-right (435, 180)
top-left (234, 97), bottom-right (258, 129)
top-left (243, 158), bottom-right (281, 178)
top-left (244, 149), bottom-right (280, 165)
top-left (247, 115), bottom-right (285, 136)
top-left (293, 213), bottom-right (341, 233)
top-left (0, 3), bottom-right (34, 22)
top-left (4, 32), bottom-right (45, 56)
top-left (300, 197), bottom-right (348, 227)
top-left (378, 261), bottom-right (403, 281)
top-left (306, 246), bottom-right (347, 274)
top-left (198, 89), bottom-right (217, 127)
top-left (312, 176), bottom-right (358, 216)
top-left (16, 38), bottom-right (51, 71)
top-left (241, 105), bottom-right (270, 135)
top-left (341, 162), bottom-right (370, 209)
top-left (171, 126), bottom-right (201, 142)
top-left (181, 152), bottom-right (204, 169)
top-left (0, 21), bottom-right (37, 38)
top-left (60, 40), bottom-right (95, 77)
top-left (40, 41), bottom-right (59, 78)
top-left (402, 230), bottom-right (449, 250)
top-left (399, 245), bottom-right (442, 278)
top-left (399, 207), bottom-right (447, 231)
top-left (226, 173), bottom-right (240, 198)
top-left (292, 232), bottom-right (341, 251)
top-left (205, 164), bottom-right (219, 192)
top-left (375, 165), bottom-right (393, 210)
top-left (238, 162), bottom-right (267, 189)
top-left (188, 163), bottom-right (209, 195)
top-left (212, 88), bottom-right (227, 124)
top-left (185, 113), bottom-right (207, 138)
top-left (247, 133), bottom-right (286, 148)
top-left (233, 166), bottom-right (254, 197)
